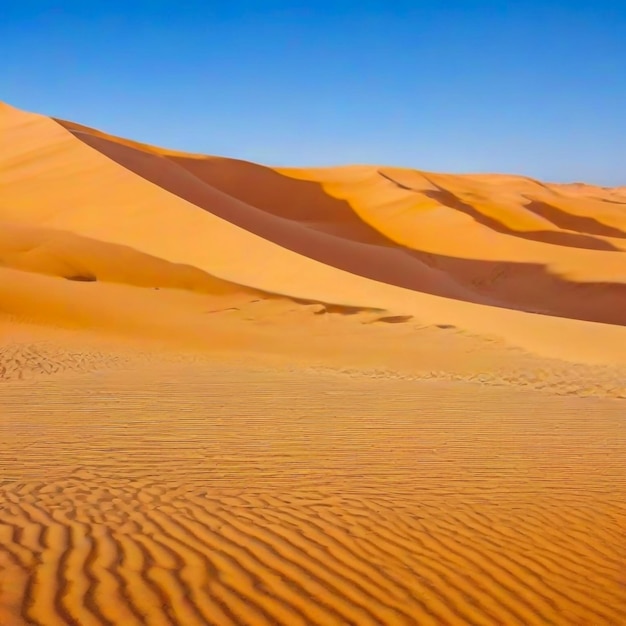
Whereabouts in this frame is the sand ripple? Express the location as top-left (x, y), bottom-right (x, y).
top-left (1, 365), bottom-right (625, 625)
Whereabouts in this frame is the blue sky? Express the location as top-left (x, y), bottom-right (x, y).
top-left (2, 0), bottom-right (625, 185)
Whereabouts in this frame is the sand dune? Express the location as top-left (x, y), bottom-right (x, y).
top-left (59, 118), bottom-right (626, 323)
top-left (1, 101), bottom-right (626, 624)
top-left (3, 102), bottom-right (626, 362)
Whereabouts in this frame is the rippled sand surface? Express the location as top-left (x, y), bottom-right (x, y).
top-left (1, 353), bottom-right (625, 625)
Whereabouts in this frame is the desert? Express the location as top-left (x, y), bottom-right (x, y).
top-left (1, 100), bottom-right (625, 625)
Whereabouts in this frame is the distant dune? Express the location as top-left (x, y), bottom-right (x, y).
top-left (1, 102), bottom-right (626, 625)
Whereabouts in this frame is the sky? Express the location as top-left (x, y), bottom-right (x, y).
top-left (2, 0), bottom-right (625, 185)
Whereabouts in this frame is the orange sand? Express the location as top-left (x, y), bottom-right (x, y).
top-left (1, 101), bottom-right (625, 625)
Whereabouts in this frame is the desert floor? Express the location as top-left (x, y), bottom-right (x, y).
top-left (1, 318), bottom-right (625, 626)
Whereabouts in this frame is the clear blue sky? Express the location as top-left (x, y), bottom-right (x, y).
top-left (2, 0), bottom-right (625, 185)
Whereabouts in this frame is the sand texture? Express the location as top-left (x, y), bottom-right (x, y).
top-left (1, 102), bottom-right (626, 625)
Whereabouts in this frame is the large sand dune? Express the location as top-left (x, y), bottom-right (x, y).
top-left (2, 101), bottom-right (626, 362)
top-left (1, 102), bottom-right (625, 624)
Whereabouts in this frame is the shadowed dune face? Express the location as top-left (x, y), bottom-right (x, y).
top-left (379, 170), bottom-right (622, 251)
top-left (62, 122), bottom-right (626, 326)
top-left (419, 180), bottom-right (621, 252)
top-left (523, 198), bottom-right (626, 239)
top-left (169, 155), bottom-right (391, 244)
